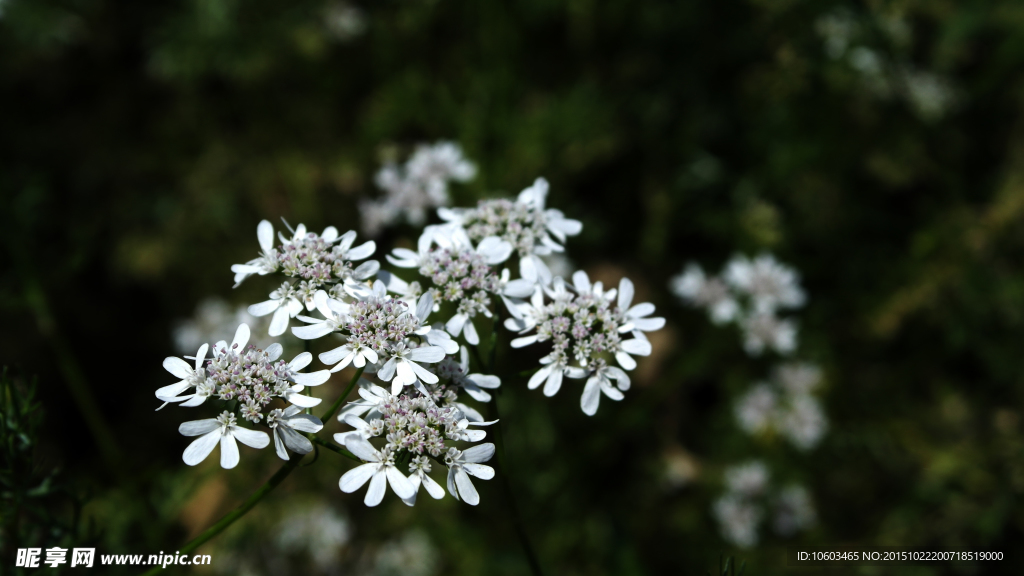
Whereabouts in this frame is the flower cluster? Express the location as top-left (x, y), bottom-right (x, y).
top-left (713, 461), bottom-right (816, 548)
top-left (156, 323), bottom-right (330, 467)
top-left (439, 178), bottom-right (582, 285)
top-left (505, 271), bottom-right (664, 415)
top-left (232, 221), bottom-right (379, 336)
top-left (671, 254), bottom-right (804, 356)
top-left (335, 381), bottom-right (495, 507)
top-left (734, 363), bottom-right (828, 450)
top-left (361, 141), bottom-right (477, 235)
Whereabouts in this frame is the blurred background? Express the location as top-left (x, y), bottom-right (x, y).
top-left (2, 0), bottom-right (1024, 574)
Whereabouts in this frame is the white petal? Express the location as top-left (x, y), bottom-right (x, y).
top-left (257, 220), bottom-right (275, 253)
top-left (231, 427), bottom-right (270, 449)
top-left (602, 382), bottom-right (625, 401)
top-left (621, 338), bottom-right (652, 356)
top-left (220, 434), bottom-right (240, 469)
top-left (156, 381), bottom-right (191, 401)
top-left (519, 256), bottom-right (538, 283)
top-left (618, 277), bottom-right (634, 310)
top-left (340, 463), bottom-right (377, 492)
top-left (572, 270), bottom-right (591, 294)
top-left (273, 429), bottom-right (290, 460)
top-left (322, 226), bottom-right (339, 242)
top-left (163, 357), bottom-right (192, 380)
top-left (247, 299), bottom-right (281, 317)
top-left (476, 236), bottom-right (513, 264)
top-left (365, 469), bottom-right (387, 506)
top-left (291, 321), bottom-right (334, 340)
top-left (527, 365), bottom-right (552, 390)
top-left (454, 469), bottom-right (480, 505)
top-left (345, 435), bottom-right (381, 462)
top-left (179, 419), bottom-right (220, 436)
top-left (503, 279), bottom-right (535, 298)
top-left (615, 351), bottom-right (637, 370)
top-left (422, 474), bottom-right (446, 499)
top-left (396, 360), bottom-right (416, 385)
top-left (581, 377), bottom-right (602, 416)
top-left (287, 413), bottom-right (323, 433)
top-left (543, 369), bottom-right (563, 397)
top-left (386, 466), bottom-right (415, 499)
top-left (627, 302), bottom-right (656, 318)
top-left (447, 468), bottom-right (459, 500)
top-left (353, 259), bottom-right (380, 279)
top-left (462, 386), bottom-right (492, 403)
top-left (347, 240), bottom-right (376, 260)
top-left (632, 317), bottom-right (666, 331)
top-left (408, 345), bottom-right (445, 363)
top-left (467, 374), bottom-right (500, 389)
top-left (410, 360), bottom-right (441, 384)
top-left (292, 370), bottom-right (330, 386)
top-left (289, 351), bottom-right (313, 371)
top-left (285, 391), bottom-right (322, 407)
top-left (511, 335), bottom-right (539, 348)
top-left (463, 319), bottom-right (480, 345)
top-left (462, 442), bottom-right (496, 463)
top-left (231, 324), bottom-right (251, 350)
top-left (183, 430), bottom-right (221, 466)
top-left (445, 313), bottom-right (467, 337)
top-left (279, 426), bottom-right (313, 454)
top-left (320, 345), bottom-right (353, 366)
top-left (463, 463), bottom-right (495, 479)
top-left (265, 343), bottom-right (283, 361)
top-left (377, 358), bottom-right (397, 381)
top-left (416, 292), bottom-right (434, 322)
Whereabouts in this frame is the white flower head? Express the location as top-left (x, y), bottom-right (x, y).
top-left (179, 411), bottom-right (270, 469)
top-left (776, 395), bottom-right (828, 450)
top-left (339, 437), bottom-right (415, 507)
top-left (444, 443), bottom-right (496, 506)
top-left (439, 177), bottom-right (581, 285)
top-left (713, 495), bottom-right (762, 549)
top-left (724, 254), bottom-right (806, 314)
top-left (724, 460), bottom-right (770, 497)
top-left (267, 406), bottom-right (324, 460)
top-left (734, 383), bottom-right (777, 435)
top-left (670, 263), bottom-right (739, 325)
top-left (773, 485), bottom-right (816, 536)
top-left (741, 312), bottom-right (797, 356)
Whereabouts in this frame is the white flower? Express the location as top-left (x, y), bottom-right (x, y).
top-left (156, 343), bottom-right (209, 407)
top-left (337, 380), bottom-right (392, 422)
top-left (444, 443), bottom-right (495, 506)
top-left (773, 363), bottom-right (822, 396)
top-left (438, 177), bottom-right (581, 285)
top-left (615, 277), bottom-right (666, 335)
top-left (713, 495), bottom-right (762, 549)
top-left (267, 406), bottom-right (324, 460)
top-left (452, 347), bottom-right (501, 402)
top-left (741, 312), bottom-right (797, 356)
top-left (339, 436), bottom-right (415, 506)
top-left (248, 282), bottom-right (305, 337)
top-left (377, 342), bottom-right (447, 395)
top-left (776, 395), bottom-right (827, 450)
top-left (725, 461), bottom-right (770, 497)
top-left (734, 383), bottom-right (777, 434)
top-left (579, 363), bottom-right (631, 416)
top-left (773, 485), bottom-right (816, 536)
top-left (402, 455), bottom-right (446, 506)
top-left (179, 411), bottom-right (270, 469)
top-left (670, 263), bottom-right (738, 325)
top-left (231, 220), bottom-right (279, 287)
top-left (724, 254), bottom-right (805, 314)
top-left (278, 350), bottom-right (332, 408)
top-left (291, 290), bottom-right (352, 341)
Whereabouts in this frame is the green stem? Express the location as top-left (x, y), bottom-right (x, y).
top-left (490, 395), bottom-right (545, 576)
top-left (139, 456), bottom-right (301, 576)
top-left (473, 336), bottom-right (545, 576)
top-left (310, 435), bottom-right (360, 461)
top-left (320, 367), bottom-right (365, 423)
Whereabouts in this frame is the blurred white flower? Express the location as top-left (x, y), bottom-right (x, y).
top-left (773, 485), bottom-right (816, 536)
top-left (724, 254), bottom-right (805, 315)
top-left (323, 1), bottom-right (365, 41)
top-left (713, 495), bottom-right (762, 549)
top-left (773, 363), bottom-right (822, 396)
top-left (724, 460), bottom-right (770, 497)
top-left (172, 297), bottom-right (275, 354)
top-left (670, 263), bottom-right (739, 325)
top-left (734, 383), bottom-right (778, 435)
top-left (361, 142), bottom-right (477, 235)
top-left (741, 312), bottom-right (797, 356)
top-left (372, 530), bottom-right (439, 576)
top-left (275, 502), bottom-right (351, 570)
top-left (777, 395), bottom-right (828, 451)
